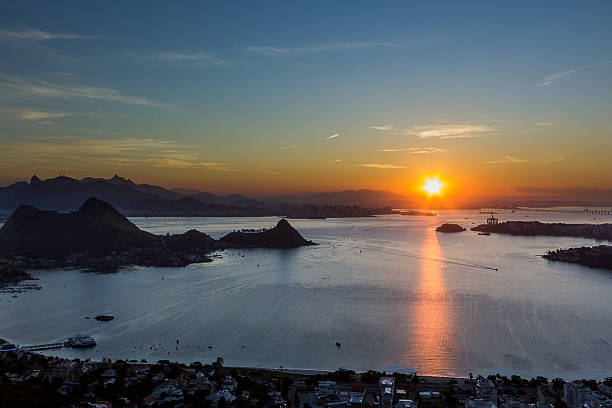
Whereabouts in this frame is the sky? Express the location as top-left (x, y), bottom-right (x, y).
top-left (0, 1), bottom-right (611, 200)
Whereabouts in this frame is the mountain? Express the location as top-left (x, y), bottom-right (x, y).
top-left (0, 175), bottom-right (177, 213)
top-left (0, 197), bottom-right (157, 257)
top-left (220, 219), bottom-right (316, 248)
top-left (0, 176), bottom-right (399, 217)
top-left (0, 175), bottom-right (266, 216)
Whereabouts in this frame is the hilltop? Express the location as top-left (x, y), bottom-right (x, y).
top-left (0, 197), bottom-right (156, 257)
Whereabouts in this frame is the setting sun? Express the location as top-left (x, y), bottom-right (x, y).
top-left (422, 176), bottom-right (444, 197)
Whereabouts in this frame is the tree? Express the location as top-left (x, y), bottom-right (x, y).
top-left (212, 357), bottom-right (224, 371)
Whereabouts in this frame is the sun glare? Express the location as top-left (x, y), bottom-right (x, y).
top-left (422, 176), bottom-right (444, 197)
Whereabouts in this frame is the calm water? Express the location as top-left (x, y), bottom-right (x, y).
top-left (1, 211), bottom-right (612, 379)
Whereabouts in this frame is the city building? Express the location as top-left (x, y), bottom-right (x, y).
top-left (380, 377), bottom-right (395, 408)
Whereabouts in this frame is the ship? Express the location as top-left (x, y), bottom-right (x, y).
top-left (64, 334), bottom-right (96, 348)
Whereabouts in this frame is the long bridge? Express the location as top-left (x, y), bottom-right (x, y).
top-left (480, 207), bottom-right (612, 215)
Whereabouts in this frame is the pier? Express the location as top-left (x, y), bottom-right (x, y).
top-left (0, 283), bottom-right (42, 294)
top-left (22, 343), bottom-right (64, 351)
top-left (480, 207), bottom-right (612, 216)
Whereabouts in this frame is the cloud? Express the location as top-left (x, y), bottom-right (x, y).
top-left (369, 125), bottom-right (394, 131)
top-left (332, 159), bottom-right (343, 163)
top-left (244, 41), bottom-right (392, 57)
top-left (355, 163), bottom-right (406, 169)
top-left (539, 61), bottom-right (612, 86)
top-left (482, 156), bottom-right (527, 164)
top-left (413, 125), bottom-right (492, 139)
top-left (266, 170), bottom-right (282, 175)
top-left (483, 155), bottom-right (565, 164)
top-left (279, 145), bottom-right (296, 151)
top-left (18, 110), bottom-right (68, 120)
top-left (131, 51), bottom-right (230, 67)
top-left (370, 123), bottom-right (493, 139)
top-left (0, 108), bottom-right (70, 121)
top-left (378, 147), bottom-right (444, 154)
top-left (0, 136), bottom-right (240, 171)
top-left (324, 133), bottom-right (340, 140)
top-left (536, 122), bottom-right (553, 127)
top-left (0, 27), bottom-right (108, 41)
top-left (0, 74), bottom-right (162, 107)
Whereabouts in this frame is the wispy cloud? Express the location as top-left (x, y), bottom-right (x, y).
top-left (279, 145), bottom-right (296, 151)
top-left (332, 159), bottom-right (343, 163)
top-left (0, 108), bottom-right (70, 121)
top-left (0, 73), bottom-right (163, 107)
top-left (378, 147), bottom-right (444, 154)
top-left (370, 123), bottom-right (493, 139)
top-left (539, 61), bottom-right (612, 86)
top-left (355, 163), bottom-right (406, 169)
top-left (0, 136), bottom-right (240, 171)
top-left (413, 125), bottom-right (492, 139)
top-left (131, 51), bottom-right (231, 67)
top-left (266, 170), bottom-right (282, 175)
top-left (154, 161), bottom-right (242, 172)
top-left (536, 122), bottom-right (554, 127)
top-left (0, 27), bottom-right (109, 41)
top-left (482, 156), bottom-right (527, 164)
top-left (483, 155), bottom-right (565, 164)
top-left (324, 133), bottom-right (340, 140)
top-left (369, 125), bottom-right (394, 131)
top-left (244, 41), bottom-right (392, 57)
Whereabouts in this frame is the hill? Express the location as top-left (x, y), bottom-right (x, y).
top-left (220, 219), bottom-right (316, 248)
top-left (0, 197), bottom-right (158, 257)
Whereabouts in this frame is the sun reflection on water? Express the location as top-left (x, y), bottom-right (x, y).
top-left (408, 229), bottom-right (456, 376)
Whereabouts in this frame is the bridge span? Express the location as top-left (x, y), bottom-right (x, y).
top-left (480, 207), bottom-right (612, 216)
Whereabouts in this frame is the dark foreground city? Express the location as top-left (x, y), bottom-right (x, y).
top-left (1, 340), bottom-right (611, 408)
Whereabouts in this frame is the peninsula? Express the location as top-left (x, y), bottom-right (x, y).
top-left (543, 245), bottom-right (612, 270)
top-left (0, 198), bottom-right (316, 280)
top-left (471, 221), bottom-right (612, 241)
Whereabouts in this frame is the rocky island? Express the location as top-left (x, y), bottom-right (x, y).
top-left (543, 245), bottom-right (612, 270)
top-left (220, 218), bottom-right (316, 248)
top-left (0, 198), bottom-right (316, 279)
top-left (471, 221), bottom-right (612, 240)
top-left (436, 223), bottom-right (466, 233)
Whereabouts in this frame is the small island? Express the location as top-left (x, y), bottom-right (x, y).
top-left (543, 245), bottom-right (612, 270)
top-left (400, 210), bottom-right (436, 216)
top-left (220, 219), bottom-right (316, 248)
top-left (436, 223), bottom-right (466, 233)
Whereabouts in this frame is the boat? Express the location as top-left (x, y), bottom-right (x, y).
top-left (65, 334), bottom-right (96, 348)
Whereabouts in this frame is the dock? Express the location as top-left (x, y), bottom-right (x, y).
top-left (22, 343), bottom-right (64, 351)
top-left (0, 283), bottom-right (42, 293)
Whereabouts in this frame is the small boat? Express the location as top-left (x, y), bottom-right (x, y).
top-left (335, 342), bottom-right (342, 347)
top-left (65, 334), bottom-right (96, 348)
top-left (478, 232), bottom-right (491, 236)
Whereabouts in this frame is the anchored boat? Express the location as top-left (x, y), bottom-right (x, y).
top-left (64, 334), bottom-right (96, 348)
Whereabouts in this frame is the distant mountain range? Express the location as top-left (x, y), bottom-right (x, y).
top-left (0, 175), bottom-right (398, 217)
